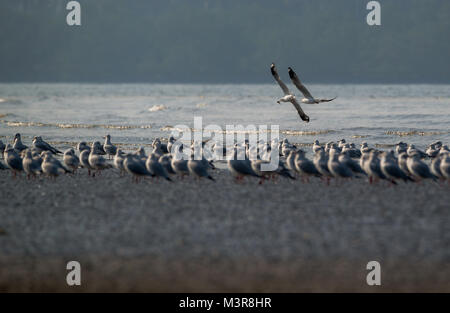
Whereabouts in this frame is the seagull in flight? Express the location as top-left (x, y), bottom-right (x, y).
top-left (288, 67), bottom-right (336, 104)
top-left (271, 63), bottom-right (310, 122)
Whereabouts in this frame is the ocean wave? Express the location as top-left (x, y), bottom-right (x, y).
top-left (0, 98), bottom-right (23, 105)
top-left (351, 135), bottom-right (370, 138)
top-left (385, 130), bottom-right (449, 137)
top-left (160, 126), bottom-right (334, 136)
top-left (0, 119), bottom-right (152, 130)
top-left (148, 105), bottom-right (167, 112)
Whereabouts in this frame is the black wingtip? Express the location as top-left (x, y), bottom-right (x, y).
top-left (302, 115), bottom-right (310, 123)
top-left (288, 67), bottom-right (295, 79)
top-left (270, 63), bottom-right (276, 75)
top-left (208, 175), bottom-right (215, 182)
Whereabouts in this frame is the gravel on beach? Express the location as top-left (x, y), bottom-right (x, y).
top-left (0, 167), bottom-right (449, 292)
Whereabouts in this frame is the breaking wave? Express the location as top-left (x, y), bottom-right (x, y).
top-left (0, 119), bottom-right (152, 130)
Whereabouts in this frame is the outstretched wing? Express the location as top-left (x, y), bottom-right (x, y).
top-left (318, 96), bottom-right (337, 103)
top-left (270, 63), bottom-right (290, 95)
top-left (288, 67), bottom-right (313, 99)
top-left (290, 98), bottom-right (310, 123)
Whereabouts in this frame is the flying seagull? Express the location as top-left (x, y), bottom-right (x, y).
top-left (288, 67), bottom-right (337, 104)
top-left (270, 63), bottom-right (310, 122)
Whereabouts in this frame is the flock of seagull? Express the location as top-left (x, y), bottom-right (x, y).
top-left (1, 132), bottom-right (450, 185)
top-left (2, 64), bottom-right (446, 185)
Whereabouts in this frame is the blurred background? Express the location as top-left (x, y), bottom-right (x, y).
top-left (1, 0), bottom-right (449, 83)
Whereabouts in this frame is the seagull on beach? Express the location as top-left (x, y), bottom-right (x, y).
top-left (430, 153), bottom-right (444, 179)
top-left (294, 150), bottom-right (321, 179)
top-left (187, 158), bottom-right (215, 181)
top-left (313, 149), bottom-right (332, 179)
top-left (113, 149), bottom-right (126, 175)
top-left (406, 153), bottom-right (437, 180)
top-left (397, 153), bottom-right (411, 176)
top-left (338, 151), bottom-right (366, 177)
top-left (407, 144), bottom-right (427, 159)
top-left (146, 153), bottom-right (172, 181)
top-left (88, 142), bottom-right (112, 174)
top-left (270, 63), bottom-right (310, 122)
top-left (380, 151), bottom-right (413, 182)
top-left (77, 142), bottom-right (90, 154)
top-left (13, 133), bottom-right (27, 153)
top-left (187, 144), bottom-right (215, 181)
top-left (312, 140), bottom-right (322, 154)
top-left (124, 153), bottom-right (153, 181)
top-left (134, 147), bottom-right (148, 162)
top-left (63, 148), bottom-right (80, 173)
top-left (159, 154), bottom-right (176, 175)
top-left (41, 151), bottom-right (70, 173)
top-left (227, 147), bottom-right (261, 181)
top-left (395, 142), bottom-right (408, 155)
top-left (22, 149), bottom-right (42, 178)
top-left (32, 136), bottom-right (62, 154)
top-left (4, 143), bottom-right (23, 176)
top-left (328, 150), bottom-right (353, 179)
top-left (167, 136), bottom-right (176, 154)
top-left (79, 149), bottom-right (92, 175)
top-left (365, 150), bottom-right (389, 183)
top-left (41, 154), bottom-right (66, 178)
top-left (171, 153), bottom-right (190, 177)
top-left (103, 134), bottom-right (117, 159)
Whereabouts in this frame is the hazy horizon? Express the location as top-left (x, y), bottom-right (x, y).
top-left (1, 0), bottom-right (449, 83)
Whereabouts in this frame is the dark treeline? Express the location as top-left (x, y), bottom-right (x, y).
top-left (1, 0), bottom-right (449, 83)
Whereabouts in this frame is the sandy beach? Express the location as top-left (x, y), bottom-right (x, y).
top-left (0, 166), bottom-right (449, 292)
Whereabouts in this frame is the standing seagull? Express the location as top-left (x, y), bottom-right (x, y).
top-left (380, 151), bottom-right (413, 183)
top-left (79, 149), bottom-right (92, 175)
top-left (146, 153), bottom-right (172, 181)
top-left (227, 147), bottom-right (261, 181)
top-left (88, 142), bottom-right (111, 174)
top-left (114, 149), bottom-right (126, 175)
top-left (63, 148), bottom-right (80, 173)
top-left (288, 67), bottom-right (337, 104)
top-left (328, 150), bottom-right (353, 179)
top-left (124, 154), bottom-right (153, 182)
top-left (32, 136), bottom-right (62, 154)
top-left (41, 154), bottom-right (66, 178)
top-left (4, 143), bottom-right (23, 176)
top-left (406, 153), bottom-right (436, 181)
top-left (23, 149), bottom-right (42, 178)
top-left (270, 63), bottom-right (310, 122)
top-left (188, 158), bottom-right (215, 181)
top-left (103, 134), bottom-right (117, 159)
top-left (13, 133), bottom-right (27, 153)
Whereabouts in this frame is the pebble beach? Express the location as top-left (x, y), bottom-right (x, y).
top-left (0, 167), bottom-right (448, 292)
